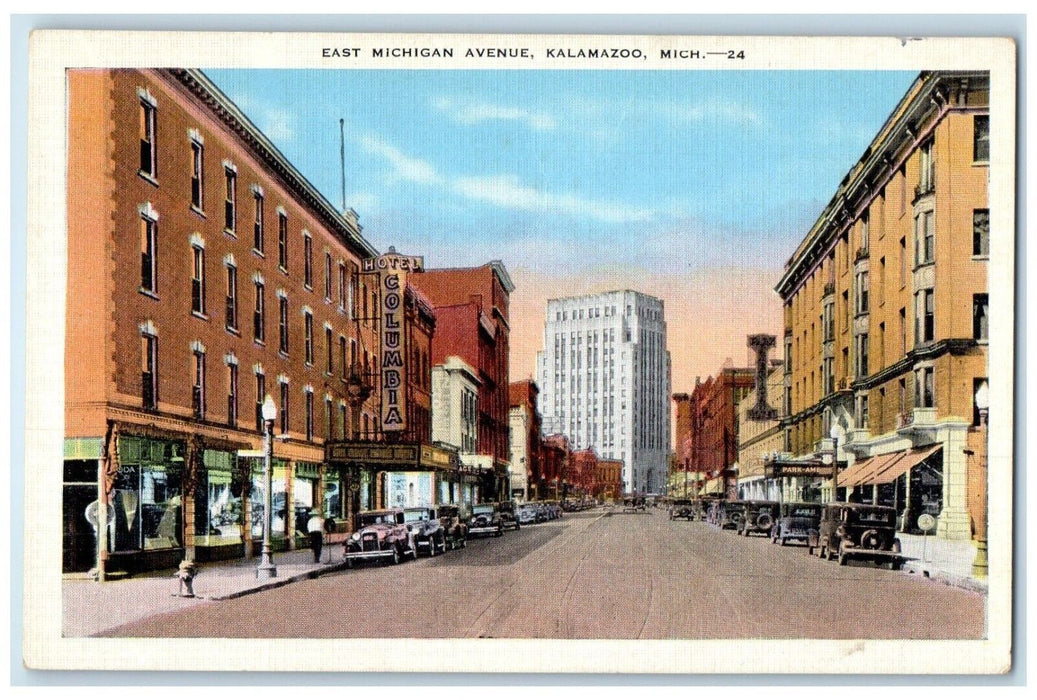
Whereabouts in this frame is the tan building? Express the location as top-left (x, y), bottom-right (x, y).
top-left (64, 69), bottom-right (383, 575)
top-left (775, 71), bottom-right (989, 540)
top-left (736, 363), bottom-right (789, 501)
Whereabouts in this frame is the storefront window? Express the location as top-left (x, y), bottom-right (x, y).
top-left (113, 437), bottom-right (183, 552)
top-left (193, 452), bottom-right (243, 546)
top-left (323, 473), bottom-right (343, 520)
top-left (250, 461), bottom-right (288, 538)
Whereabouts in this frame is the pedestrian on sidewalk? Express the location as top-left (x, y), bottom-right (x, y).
top-left (306, 509), bottom-right (324, 563)
top-left (323, 516), bottom-right (336, 563)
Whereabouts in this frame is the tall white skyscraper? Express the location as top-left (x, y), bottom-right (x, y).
top-left (535, 290), bottom-right (671, 494)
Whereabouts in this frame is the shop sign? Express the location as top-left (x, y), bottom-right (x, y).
top-left (765, 462), bottom-right (827, 479)
top-left (325, 442), bottom-right (419, 465)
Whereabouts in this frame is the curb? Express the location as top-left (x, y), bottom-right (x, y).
top-left (902, 562), bottom-right (988, 594)
top-left (204, 560), bottom-right (352, 601)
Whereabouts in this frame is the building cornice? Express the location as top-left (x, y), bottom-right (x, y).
top-left (165, 69), bottom-right (379, 261)
top-left (775, 71), bottom-right (989, 300)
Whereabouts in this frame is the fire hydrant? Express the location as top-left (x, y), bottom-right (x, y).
top-left (176, 560), bottom-right (198, 598)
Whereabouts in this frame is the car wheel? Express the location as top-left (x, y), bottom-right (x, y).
top-left (345, 557), bottom-right (354, 569)
top-left (837, 542), bottom-right (848, 566)
top-left (391, 547), bottom-right (401, 565)
top-left (460, 537), bottom-right (467, 549)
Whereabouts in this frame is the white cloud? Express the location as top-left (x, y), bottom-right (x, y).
top-left (668, 98), bottom-right (763, 126)
top-left (452, 174), bottom-right (655, 224)
top-left (358, 135), bottom-right (440, 184)
top-left (346, 191), bottom-right (379, 214)
top-left (433, 97), bottom-right (557, 132)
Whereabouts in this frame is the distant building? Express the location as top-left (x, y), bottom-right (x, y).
top-left (775, 70), bottom-right (989, 540)
top-left (736, 362), bottom-right (788, 501)
top-left (508, 379), bottom-right (542, 501)
top-left (432, 356), bottom-right (481, 456)
top-left (411, 262), bottom-right (514, 501)
top-left (536, 290), bottom-right (671, 494)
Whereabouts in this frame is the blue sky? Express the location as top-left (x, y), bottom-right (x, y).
top-left (206, 69), bottom-right (916, 275)
top-left (204, 68), bottom-right (917, 383)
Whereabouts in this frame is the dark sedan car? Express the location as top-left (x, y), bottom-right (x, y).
top-left (717, 500), bottom-right (749, 530)
top-left (809, 503), bottom-right (906, 569)
top-left (738, 500), bottom-right (780, 536)
top-left (770, 502), bottom-right (823, 546)
top-left (668, 499), bottom-right (696, 521)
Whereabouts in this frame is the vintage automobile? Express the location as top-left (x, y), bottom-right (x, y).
top-left (468, 503), bottom-right (504, 537)
top-left (668, 499), bottom-right (696, 521)
top-left (516, 503), bottom-right (538, 525)
top-left (622, 496), bottom-right (647, 513)
top-left (808, 503), bottom-right (906, 569)
top-left (737, 500), bottom-right (780, 536)
top-left (437, 504), bottom-right (468, 550)
top-left (498, 501), bottom-right (521, 531)
top-left (343, 508), bottom-right (416, 566)
top-left (717, 500), bottom-right (749, 530)
top-left (770, 502), bottom-right (823, 546)
top-left (403, 506), bottom-right (447, 557)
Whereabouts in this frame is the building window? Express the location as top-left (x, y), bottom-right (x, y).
top-left (227, 361), bottom-right (238, 426)
top-left (325, 252), bottom-right (333, 300)
top-left (253, 280), bottom-right (265, 343)
top-left (899, 237), bottom-right (907, 287)
top-left (304, 388), bottom-right (314, 442)
top-left (915, 210), bottom-right (935, 266)
top-left (916, 289), bottom-right (935, 344)
top-left (855, 271), bottom-right (869, 315)
top-left (192, 348), bottom-right (206, 420)
top-left (878, 257), bottom-right (886, 306)
top-left (822, 302), bottom-right (834, 342)
top-left (304, 311), bottom-right (314, 365)
top-left (973, 294), bottom-right (989, 340)
top-left (140, 214), bottom-right (158, 294)
top-left (973, 209), bottom-right (990, 256)
top-left (279, 295), bottom-right (289, 354)
top-left (253, 190), bottom-right (264, 253)
top-left (224, 166), bottom-right (237, 233)
top-left (254, 371), bottom-right (266, 433)
top-left (915, 367), bottom-right (934, 408)
top-left (325, 396), bottom-right (333, 441)
top-left (974, 115), bottom-right (990, 162)
top-left (225, 260), bottom-right (238, 331)
top-left (139, 96), bottom-right (157, 178)
top-left (973, 377), bottom-right (988, 426)
top-left (338, 262), bottom-right (347, 311)
top-left (339, 403), bottom-right (347, 440)
top-left (278, 211), bottom-right (289, 271)
top-left (860, 213), bottom-right (869, 253)
top-left (279, 380), bottom-right (290, 435)
top-left (141, 332), bottom-right (157, 410)
top-left (899, 307), bottom-right (907, 356)
top-left (918, 139), bottom-right (934, 196)
top-left (190, 140), bottom-right (203, 210)
top-left (856, 394), bottom-right (869, 430)
top-left (856, 333), bottom-right (869, 378)
top-left (339, 337), bottom-right (347, 379)
top-left (348, 273), bottom-right (356, 319)
top-left (326, 326), bottom-right (334, 374)
top-left (303, 233), bottom-right (313, 288)
top-left (191, 243), bottom-right (206, 315)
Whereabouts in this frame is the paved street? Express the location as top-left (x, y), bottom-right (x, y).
top-left (97, 508), bottom-right (985, 640)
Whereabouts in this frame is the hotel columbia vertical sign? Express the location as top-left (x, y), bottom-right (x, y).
top-left (363, 250), bottom-right (424, 433)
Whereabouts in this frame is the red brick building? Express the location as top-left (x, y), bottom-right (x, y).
top-left (595, 459), bottom-right (624, 501)
top-left (541, 433), bottom-right (571, 500)
top-left (678, 367), bottom-right (756, 498)
top-left (570, 448), bottom-right (598, 497)
top-left (64, 69), bottom-right (382, 575)
top-left (509, 379), bottom-right (542, 501)
top-left (411, 263), bottom-right (514, 500)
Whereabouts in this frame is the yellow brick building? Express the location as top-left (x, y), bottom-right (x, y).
top-left (775, 71), bottom-right (989, 541)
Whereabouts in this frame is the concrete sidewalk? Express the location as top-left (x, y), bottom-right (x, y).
top-left (896, 533), bottom-right (988, 594)
top-left (62, 547), bottom-right (350, 637)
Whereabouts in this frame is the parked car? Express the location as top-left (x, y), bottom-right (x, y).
top-left (770, 502), bottom-right (823, 546)
top-left (498, 501), bottom-right (521, 531)
top-left (403, 506), bottom-right (447, 557)
top-left (669, 499), bottom-right (696, 521)
top-left (809, 503), bottom-right (906, 569)
top-left (516, 504), bottom-right (538, 525)
top-left (738, 500), bottom-right (780, 536)
top-left (468, 503), bottom-right (503, 537)
top-left (717, 500), bottom-right (749, 530)
top-left (437, 504), bottom-right (468, 550)
top-left (622, 497), bottom-right (647, 513)
top-left (343, 508), bottom-right (415, 566)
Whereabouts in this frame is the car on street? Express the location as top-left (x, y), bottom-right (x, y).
top-left (498, 500), bottom-right (521, 531)
top-left (622, 497), bottom-right (647, 513)
top-left (403, 506), bottom-right (447, 557)
top-left (437, 504), bottom-right (468, 550)
top-left (344, 508), bottom-right (416, 566)
top-left (770, 502), bottom-right (823, 546)
top-left (717, 500), bottom-right (749, 530)
top-left (809, 503), bottom-right (906, 568)
top-left (668, 499), bottom-right (696, 521)
top-left (516, 504), bottom-right (538, 525)
top-left (738, 500), bottom-right (780, 536)
top-left (468, 503), bottom-right (504, 537)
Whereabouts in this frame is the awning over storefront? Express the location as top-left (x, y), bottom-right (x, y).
top-left (866, 446), bottom-right (941, 485)
top-left (834, 456), bottom-right (876, 487)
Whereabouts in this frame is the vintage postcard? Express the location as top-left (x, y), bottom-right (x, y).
top-left (24, 30), bottom-right (1015, 674)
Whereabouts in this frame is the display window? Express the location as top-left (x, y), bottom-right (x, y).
top-left (193, 451), bottom-right (244, 546)
top-left (250, 460), bottom-right (288, 538)
top-left (112, 437), bottom-right (184, 552)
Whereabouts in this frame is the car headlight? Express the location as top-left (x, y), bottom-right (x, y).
top-left (350, 532), bottom-right (360, 541)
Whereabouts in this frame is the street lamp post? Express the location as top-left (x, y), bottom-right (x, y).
top-left (829, 423), bottom-right (841, 504)
top-left (972, 381), bottom-right (989, 578)
top-left (256, 394), bottom-right (278, 579)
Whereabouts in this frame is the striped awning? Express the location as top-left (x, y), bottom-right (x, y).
top-left (835, 456), bottom-right (878, 487)
top-left (866, 446), bottom-right (942, 485)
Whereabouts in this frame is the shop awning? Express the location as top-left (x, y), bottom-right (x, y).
top-left (866, 446), bottom-right (942, 485)
top-left (835, 456), bottom-right (878, 487)
top-left (842, 452), bottom-right (904, 487)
